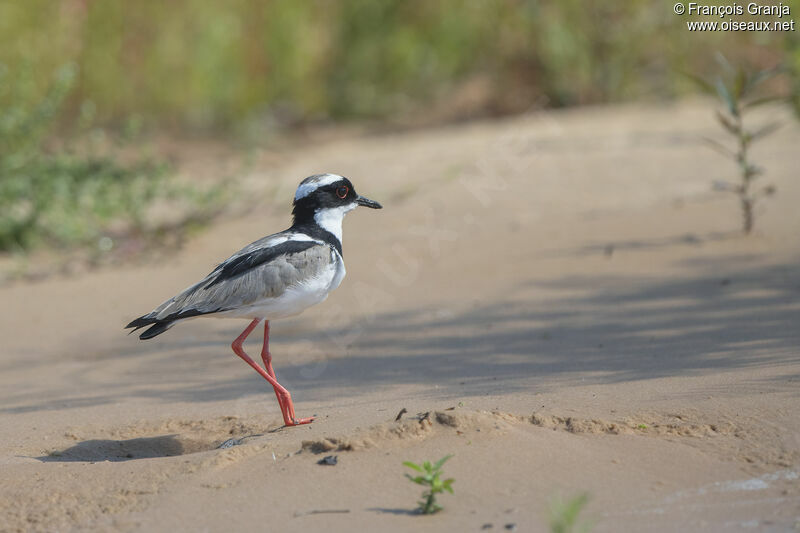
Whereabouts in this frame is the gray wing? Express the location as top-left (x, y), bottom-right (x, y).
top-left (151, 241), bottom-right (332, 319)
top-left (126, 234), bottom-right (334, 336)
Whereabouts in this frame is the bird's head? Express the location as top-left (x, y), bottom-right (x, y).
top-left (291, 174), bottom-right (382, 240)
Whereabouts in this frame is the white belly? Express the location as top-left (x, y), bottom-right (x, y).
top-left (218, 250), bottom-right (346, 320)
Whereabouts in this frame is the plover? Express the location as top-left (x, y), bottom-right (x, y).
top-left (125, 174), bottom-right (382, 426)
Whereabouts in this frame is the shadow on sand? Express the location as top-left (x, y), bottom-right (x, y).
top-left (6, 251), bottom-right (800, 413)
top-left (37, 435), bottom-right (191, 462)
top-left (367, 507), bottom-right (419, 516)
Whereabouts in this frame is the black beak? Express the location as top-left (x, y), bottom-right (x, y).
top-left (356, 195), bottom-right (382, 209)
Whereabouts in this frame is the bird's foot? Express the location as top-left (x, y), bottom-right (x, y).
top-left (284, 415), bottom-right (315, 427)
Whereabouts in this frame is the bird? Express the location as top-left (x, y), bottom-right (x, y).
top-left (125, 173), bottom-right (382, 427)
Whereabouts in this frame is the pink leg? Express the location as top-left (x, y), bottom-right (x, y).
top-left (260, 321), bottom-right (277, 380)
top-left (231, 318), bottom-right (314, 427)
top-left (260, 320), bottom-right (284, 411)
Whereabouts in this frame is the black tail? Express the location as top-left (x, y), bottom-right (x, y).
top-left (125, 315), bottom-right (174, 340)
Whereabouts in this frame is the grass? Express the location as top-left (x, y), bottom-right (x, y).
top-left (2, 3), bottom-right (796, 264)
top-left (1, 1), bottom-right (797, 134)
top-left (0, 63), bottom-right (227, 261)
top-left (403, 454), bottom-right (455, 514)
top-left (548, 492), bottom-right (591, 533)
top-left (689, 54), bottom-right (784, 234)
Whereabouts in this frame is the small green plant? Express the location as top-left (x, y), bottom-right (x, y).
top-left (0, 63), bottom-right (227, 258)
top-left (403, 454), bottom-right (455, 514)
top-left (689, 53), bottom-right (784, 234)
top-left (548, 492), bottom-right (591, 533)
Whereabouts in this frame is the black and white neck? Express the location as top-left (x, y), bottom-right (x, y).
top-left (290, 173), bottom-right (383, 256)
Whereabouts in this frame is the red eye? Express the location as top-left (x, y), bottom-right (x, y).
top-left (336, 186), bottom-right (349, 199)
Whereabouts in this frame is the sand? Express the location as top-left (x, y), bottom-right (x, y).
top-left (1, 100), bottom-right (798, 532)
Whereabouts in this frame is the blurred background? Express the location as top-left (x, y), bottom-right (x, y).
top-left (4, 4), bottom-right (800, 530)
top-left (1, 0), bottom-right (798, 275)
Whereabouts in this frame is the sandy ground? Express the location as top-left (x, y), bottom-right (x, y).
top-left (1, 100), bottom-right (799, 532)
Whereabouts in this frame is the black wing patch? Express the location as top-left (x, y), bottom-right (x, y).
top-left (203, 239), bottom-right (318, 289)
top-left (125, 307), bottom-right (222, 339)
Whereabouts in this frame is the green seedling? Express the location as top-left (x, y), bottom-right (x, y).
top-left (688, 53), bottom-right (784, 234)
top-left (403, 454), bottom-right (455, 514)
top-left (548, 492), bottom-right (591, 533)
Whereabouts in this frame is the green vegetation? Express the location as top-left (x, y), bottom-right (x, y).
top-left (690, 54), bottom-right (783, 234)
top-left (2, 2), bottom-right (797, 260)
top-left (548, 493), bottom-right (591, 533)
top-left (1, 1), bottom-right (796, 133)
top-left (0, 63), bottom-right (224, 255)
top-left (403, 454), bottom-right (455, 514)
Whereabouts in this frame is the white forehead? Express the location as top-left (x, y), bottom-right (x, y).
top-left (294, 174), bottom-right (344, 201)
